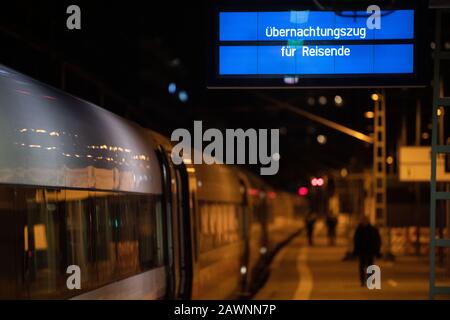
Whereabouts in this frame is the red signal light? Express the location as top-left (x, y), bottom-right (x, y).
top-left (298, 187), bottom-right (309, 197)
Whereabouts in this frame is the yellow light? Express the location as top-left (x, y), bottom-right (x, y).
top-left (437, 108), bottom-right (443, 117)
top-left (340, 168), bottom-right (348, 178)
top-left (365, 111), bottom-right (375, 119)
top-left (318, 96), bottom-right (327, 105)
top-left (33, 224), bottom-right (48, 250)
top-left (386, 156), bottom-right (394, 165)
top-left (334, 95), bottom-right (343, 106)
top-left (186, 167), bottom-right (196, 173)
top-left (24, 226), bottom-right (29, 251)
top-left (317, 134), bottom-right (327, 145)
top-left (371, 94), bottom-right (380, 101)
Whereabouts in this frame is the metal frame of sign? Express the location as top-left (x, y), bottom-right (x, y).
top-left (206, 0), bottom-right (429, 89)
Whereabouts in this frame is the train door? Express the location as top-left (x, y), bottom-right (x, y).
top-left (156, 147), bottom-right (193, 299)
top-left (155, 148), bottom-right (179, 299)
top-left (174, 162), bottom-right (194, 299)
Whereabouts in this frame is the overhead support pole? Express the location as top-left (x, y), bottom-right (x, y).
top-left (430, 7), bottom-right (450, 300)
top-left (372, 91), bottom-right (394, 261)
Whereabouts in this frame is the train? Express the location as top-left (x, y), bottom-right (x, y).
top-left (0, 65), bottom-right (307, 299)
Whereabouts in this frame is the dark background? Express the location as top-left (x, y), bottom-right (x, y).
top-left (0, 0), bottom-right (447, 192)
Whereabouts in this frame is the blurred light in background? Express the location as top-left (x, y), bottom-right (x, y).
top-left (311, 177), bottom-right (324, 187)
top-left (317, 134), bottom-right (327, 145)
top-left (334, 95), bottom-right (343, 106)
top-left (316, 178), bottom-right (324, 186)
top-left (178, 90), bottom-right (188, 103)
top-left (240, 266), bottom-right (247, 275)
top-left (340, 168), bottom-right (348, 178)
top-left (168, 82), bottom-right (177, 94)
top-left (298, 187), bottom-right (309, 197)
top-left (371, 93), bottom-right (380, 101)
top-left (307, 97), bottom-right (315, 106)
top-left (364, 111), bottom-right (375, 119)
top-left (386, 156), bottom-right (394, 165)
top-left (283, 76), bottom-right (299, 84)
top-left (169, 58), bottom-right (181, 67)
top-left (318, 96), bottom-right (327, 106)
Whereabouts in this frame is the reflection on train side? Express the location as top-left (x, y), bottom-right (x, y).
top-left (14, 127), bottom-right (153, 167)
top-left (199, 202), bottom-right (245, 253)
top-left (0, 186), bottom-right (163, 299)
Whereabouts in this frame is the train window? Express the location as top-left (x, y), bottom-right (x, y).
top-left (115, 194), bottom-right (140, 276)
top-left (24, 188), bottom-right (65, 298)
top-left (0, 186), bottom-right (164, 299)
top-left (91, 191), bottom-right (116, 286)
top-left (137, 195), bottom-right (164, 269)
top-left (65, 190), bottom-right (97, 291)
top-left (198, 201), bottom-right (245, 253)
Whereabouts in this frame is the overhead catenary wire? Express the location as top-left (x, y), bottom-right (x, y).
top-left (261, 95), bottom-right (374, 144)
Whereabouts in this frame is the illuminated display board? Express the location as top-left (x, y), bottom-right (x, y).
top-left (207, 0), bottom-right (427, 88)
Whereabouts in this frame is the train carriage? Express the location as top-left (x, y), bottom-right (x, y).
top-left (0, 64), bottom-right (307, 300)
top-left (0, 65), bottom-right (166, 299)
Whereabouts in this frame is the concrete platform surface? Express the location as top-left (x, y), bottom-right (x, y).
top-left (254, 229), bottom-right (449, 300)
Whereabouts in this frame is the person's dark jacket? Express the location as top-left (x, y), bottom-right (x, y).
top-left (305, 215), bottom-right (316, 230)
top-left (353, 224), bottom-right (381, 257)
top-left (326, 216), bottom-right (337, 230)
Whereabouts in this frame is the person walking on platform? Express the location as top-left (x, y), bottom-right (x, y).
top-left (326, 213), bottom-right (338, 246)
top-left (353, 215), bottom-right (382, 287)
top-left (305, 212), bottom-right (317, 246)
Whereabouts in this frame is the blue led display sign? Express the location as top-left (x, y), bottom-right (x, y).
top-left (207, 1), bottom-right (427, 88)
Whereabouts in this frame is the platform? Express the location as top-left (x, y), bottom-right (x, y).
top-left (254, 223), bottom-right (442, 300)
